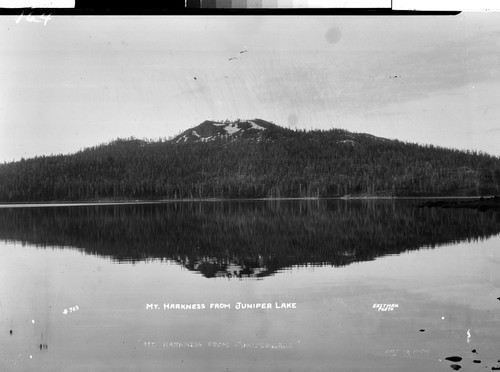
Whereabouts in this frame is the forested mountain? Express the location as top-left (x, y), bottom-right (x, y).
top-left (0, 119), bottom-right (499, 202)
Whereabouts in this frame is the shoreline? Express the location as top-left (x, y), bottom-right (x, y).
top-left (0, 195), bottom-right (496, 208)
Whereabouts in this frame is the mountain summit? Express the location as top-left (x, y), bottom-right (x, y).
top-left (172, 119), bottom-right (287, 143)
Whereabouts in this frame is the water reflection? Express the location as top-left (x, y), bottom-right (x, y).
top-left (0, 200), bottom-right (498, 278)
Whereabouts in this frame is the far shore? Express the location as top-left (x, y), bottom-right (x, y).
top-left (0, 195), bottom-right (495, 208)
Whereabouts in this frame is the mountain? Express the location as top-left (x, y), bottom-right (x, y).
top-left (0, 118), bottom-right (499, 202)
top-left (172, 119), bottom-right (287, 143)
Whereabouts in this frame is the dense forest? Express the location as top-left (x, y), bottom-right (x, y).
top-left (1, 119), bottom-right (500, 202)
top-left (0, 200), bottom-right (498, 278)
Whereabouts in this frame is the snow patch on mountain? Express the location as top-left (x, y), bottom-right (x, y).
top-left (224, 123), bottom-right (241, 135)
top-left (249, 121), bottom-right (265, 131)
top-left (338, 140), bottom-right (356, 145)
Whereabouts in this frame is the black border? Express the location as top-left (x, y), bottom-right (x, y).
top-left (0, 2), bottom-right (461, 16)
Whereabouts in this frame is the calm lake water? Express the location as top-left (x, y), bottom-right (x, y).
top-left (1, 200), bottom-right (500, 371)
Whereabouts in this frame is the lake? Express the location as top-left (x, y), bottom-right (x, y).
top-left (1, 199), bottom-right (500, 371)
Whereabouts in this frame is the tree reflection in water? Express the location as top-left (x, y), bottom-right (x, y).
top-left (0, 200), bottom-right (499, 278)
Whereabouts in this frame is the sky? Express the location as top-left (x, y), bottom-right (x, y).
top-left (1, 13), bottom-right (500, 162)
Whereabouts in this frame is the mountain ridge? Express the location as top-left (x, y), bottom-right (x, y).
top-left (170, 118), bottom-right (394, 147)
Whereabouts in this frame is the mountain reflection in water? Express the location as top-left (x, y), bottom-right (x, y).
top-left (0, 200), bottom-right (499, 279)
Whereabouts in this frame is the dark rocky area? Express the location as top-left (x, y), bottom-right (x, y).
top-left (417, 196), bottom-right (500, 212)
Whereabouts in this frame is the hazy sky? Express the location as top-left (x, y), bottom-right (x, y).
top-left (1, 13), bottom-right (500, 162)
